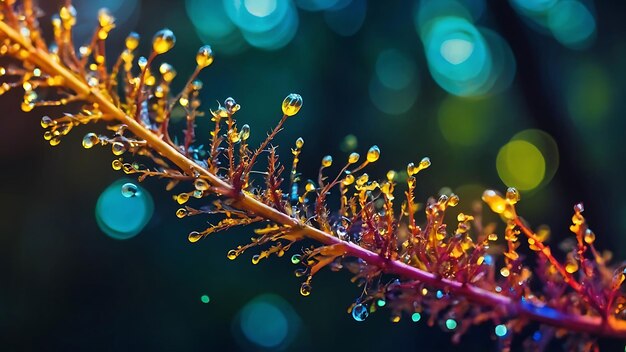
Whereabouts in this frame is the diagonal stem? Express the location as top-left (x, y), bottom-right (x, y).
top-left (2, 19), bottom-right (626, 339)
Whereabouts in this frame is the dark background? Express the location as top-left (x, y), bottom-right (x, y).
top-left (1, 0), bottom-right (626, 351)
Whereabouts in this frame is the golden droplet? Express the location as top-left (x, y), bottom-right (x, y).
top-left (227, 250), bottom-right (238, 260)
top-left (584, 229), bottom-right (596, 244)
top-left (82, 133), bottom-right (99, 149)
top-left (419, 157), bottom-right (431, 169)
top-left (196, 45), bottom-right (214, 68)
top-left (125, 32), bottom-right (140, 51)
top-left (97, 8), bottom-right (115, 28)
top-left (348, 152), bottom-right (360, 164)
top-left (295, 137), bottom-right (304, 149)
top-left (152, 28), bottom-right (176, 54)
top-left (482, 190), bottom-right (516, 220)
top-left (488, 233), bottom-right (498, 241)
top-left (111, 142), bottom-right (126, 156)
top-left (282, 93), bottom-right (303, 116)
top-left (159, 63), bottom-right (176, 82)
top-left (356, 173), bottom-right (369, 187)
top-left (111, 159), bottom-right (123, 170)
top-left (367, 145), bottom-right (380, 163)
top-left (188, 231), bottom-right (202, 243)
top-left (448, 194), bottom-right (459, 207)
top-left (386, 170), bottom-right (397, 182)
top-left (321, 155), bottom-right (332, 167)
top-left (343, 173), bottom-right (355, 185)
top-left (305, 180), bottom-right (316, 192)
top-left (506, 187), bottom-right (520, 204)
top-left (177, 193), bottom-right (190, 205)
top-left (194, 178), bottom-right (210, 191)
top-left (176, 208), bottom-right (188, 218)
top-left (40, 116), bottom-right (53, 128)
top-left (300, 282), bottom-right (312, 296)
top-left (49, 137), bottom-right (61, 146)
top-left (565, 262), bottom-right (579, 274)
top-left (500, 267), bottom-right (510, 277)
top-left (239, 124), bottom-right (250, 141)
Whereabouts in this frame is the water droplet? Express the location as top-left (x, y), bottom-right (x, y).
top-left (321, 155), bottom-right (332, 167)
top-left (411, 312), bottom-right (421, 322)
top-left (584, 229), bottom-right (596, 244)
top-left (121, 182), bottom-right (139, 198)
top-left (227, 249), bottom-right (238, 260)
top-left (111, 159), bottom-right (123, 170)
top-left (506, 187), bottom-right (520, 204)
top-left (194, 178), bottom-right (210, 191)
top-left (43, 131), bottom-right (53, 140)
top-left (152, 28), bottom-right (176, 54)
top-left (252, 254), bottom-right (261, 264)
top-left (188, 231), bottom-right (202, 243)
top-left (299, 282), bottom-right (312, 296)
top-left (159, 63), bottom-right (176, 82)
top-left (295, 137), bottom-right (304, 149)
top-left (176, 208), bottom-right (188, 218)
top-left (348, 152), bottom-right (360, 164)
top-left (82, 133), bottom-right (99, 149)
top-left (495, 324), bottom-right (507, 337)
top-left (176, 193), bottom-right (190, 204)
top-left (291, 254), bottom-right (301, 264)
top-left (125, 32), bottom-right (140, 51)
top-left (40, 116), bottom-right (53, 128)
top-left (239, 124), bottom-right (250, 140)
top-left (351, 303), bottom-right (368, 321)
top-left (49, 137), bottom-right (61, 146)
top-left (196, 45), bottom-right (214, 68)
top-left (111, 142), bottom-right (126, 156)
top-left (367, 145), bottom-right (380, 163)
top-left (282, 93), bottom-right (303, 116)
top-left (305, 180), bottom-right (316, 192)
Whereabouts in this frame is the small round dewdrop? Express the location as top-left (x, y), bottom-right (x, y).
top-left (282, 93), bottom-right (303, 116)
top-left (152, 29), bottom-right (176, 54)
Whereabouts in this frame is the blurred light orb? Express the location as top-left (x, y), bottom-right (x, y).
top-left (244, 0), bottom-right (277, 17)
top-left (236, 295), bottom-right (299, 349)
top-left (324, 0), bottom-right (367, 36)
top-left (375, 49), bottom-right (417, 90)
top-left (415, 0), bottom-right (473, 34)
top-left (440, 38), bottom-right (474, 65)
top-left (496, 140), bottom-right (546, 191)
top-left (241, 4), bottom-right (299, 50)
top-left (511, 129), bottom-right (559, 188)
top-left (95, 179), bottom-right (153, 240)
top-left (422, 17), bottom-right (493, 97)
top-left (510, 0), bottom-right (558, 13)
top-left (185, 0), bottom-right (247, 55)
top-left (547, 0), bottom-right (596, 49)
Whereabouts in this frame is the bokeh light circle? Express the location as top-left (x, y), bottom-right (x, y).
top-left (95, 179), bottom-right (153, 240)
top-left (548, 0), bottom-right (596, 49)
top-left (234, 294), bottom-right (300, 350)
top-left (496, 140), bottom-right (546, 191)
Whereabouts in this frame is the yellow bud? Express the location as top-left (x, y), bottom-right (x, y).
top-left (126, 32), bottom-right (140, 51)
top-left (482, 190), bottom-right (516, 220)
top-left (159, 63), bottom-right (176, 82)
top-left (386, 170), bottom-right (396, 182)
top-left (196, 45), bottom-right (214, 68)
top-left (348, 152), bottom-right (360, 164)
top-left (295, 137), bottom-right (304, 149)
top-left (282, 93), bottom-right (303, 116)
top-left (98, 8), bottom-right (115, 28)
top-left (321, 155), bottom-right (332, 167)
top-left (367, 145), bottom-right (380, 162)
top-left (152, 28), bottom-right (176, 54)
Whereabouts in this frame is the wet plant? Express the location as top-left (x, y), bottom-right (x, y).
top-left (1, 1), bottom-right (625, 351)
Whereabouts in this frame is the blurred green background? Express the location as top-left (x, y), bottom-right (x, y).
top-left (2, 0), bottom-right (626, 350)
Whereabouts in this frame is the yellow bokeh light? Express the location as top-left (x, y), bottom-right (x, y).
top-left (496, 140), bottom-right (545, 191)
